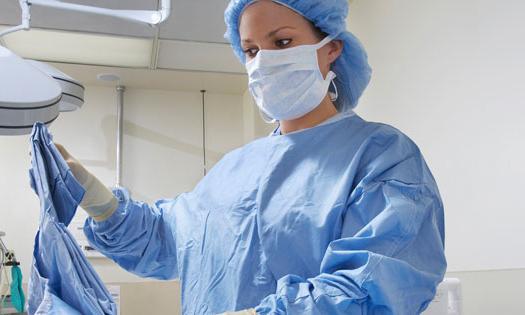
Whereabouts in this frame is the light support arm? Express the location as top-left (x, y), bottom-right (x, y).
top-left (0, 0), bottom-right (171, 37)
top-left (0, 0), bottom-right (31, 37)
top-left (29, 0), bottom-right (171, 25)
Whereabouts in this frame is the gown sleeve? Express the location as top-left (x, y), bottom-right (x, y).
top-left (83, 187), bottom-right (179, 280)
top-left (255, 130), bottom-right (447, 315)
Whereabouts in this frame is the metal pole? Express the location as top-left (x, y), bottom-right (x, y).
top-left (116, 85), bottom-right (125, 188)
top-left (0, 234), bottom-right (7, 254)
top-left (201, 90), bottom-right (207, 176)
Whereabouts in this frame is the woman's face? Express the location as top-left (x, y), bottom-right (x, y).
top-left (239, 0), bottom-right (342, 77)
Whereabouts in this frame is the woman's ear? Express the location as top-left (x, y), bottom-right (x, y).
top-left (328, 40), bottom-right (343, 64)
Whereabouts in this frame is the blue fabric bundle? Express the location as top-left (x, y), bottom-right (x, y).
top-left (27, 122), bottom-right (117, 315)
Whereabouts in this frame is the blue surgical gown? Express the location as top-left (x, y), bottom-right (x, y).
top-left (28, 123), bottom-right (117, 315)
top-left (84, 114), bottom-right (446, 314)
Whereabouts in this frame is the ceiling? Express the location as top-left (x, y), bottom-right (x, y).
top-left (49, 62), bottom-right (248, 94)
top-left (0, 0), bottom-right (247, 93)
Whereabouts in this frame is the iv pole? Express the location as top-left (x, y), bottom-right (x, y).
top-left (0, 0), bottom-right (171, 37)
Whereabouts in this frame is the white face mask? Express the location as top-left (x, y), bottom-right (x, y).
top-left (245, 36), bottom-right (337, 122)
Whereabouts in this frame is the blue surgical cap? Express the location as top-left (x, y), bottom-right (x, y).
top-left (225, 0), bottom-right (372, 112)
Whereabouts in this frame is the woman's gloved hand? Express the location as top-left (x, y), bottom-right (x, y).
top-left (55, 143), bottom-right (118, 222)
top-left (218, 309), bottom-right (257, 315)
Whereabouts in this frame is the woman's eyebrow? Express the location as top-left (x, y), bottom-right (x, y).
top-left (267, 26), bottom-right (295, 38)
top-left (241, 26), bottom-right (296, 44)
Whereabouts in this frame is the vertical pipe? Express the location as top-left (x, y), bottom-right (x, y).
top-left (116, 85), bottom-right (125, 188)
top-left (0, 234), bottom-right (7, 254)
top-left (0, 234), bottom-right (5, 296)
top-left (201, 90), bottom-right (207, 176)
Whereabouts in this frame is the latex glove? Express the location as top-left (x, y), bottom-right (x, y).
top-left (55, 143), bottom-right (118, 221)
top-left (218, 309), bottom-right (257, 315)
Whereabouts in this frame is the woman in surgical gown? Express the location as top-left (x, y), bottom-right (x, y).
top-left (58, 0), bottom-right (447, 314)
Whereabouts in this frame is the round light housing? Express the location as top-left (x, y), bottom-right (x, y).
top-left (0, 46), bottom-right (61, 136)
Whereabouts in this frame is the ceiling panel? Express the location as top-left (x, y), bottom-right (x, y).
top-left (3, 27), bottom-right (152, 68)
top-left (158, 0), bottom-right (230, 43)
top-left (157, 39), bottom-right (244, 74)
top-left (0, 1), bottom-right (20, 25)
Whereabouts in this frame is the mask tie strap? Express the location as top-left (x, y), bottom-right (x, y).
top-left (314, 36), bottom-right (335, 49)
top-left (259, 108), bottom-right (277, 124)
top-left (327, 71), bottom-right (338, 102)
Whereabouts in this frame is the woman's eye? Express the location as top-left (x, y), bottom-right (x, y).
top-left (275, 39), bottom-right (292, 48)
top-left (243, 48), bottom-right (259, 58)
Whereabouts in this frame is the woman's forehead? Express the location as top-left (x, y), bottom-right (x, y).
top-left (239, 0), bottom-right (309, 33)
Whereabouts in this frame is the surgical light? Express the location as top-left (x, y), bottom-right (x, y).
top-left (0, 46), bottom-right (62, 135)
top-left (27, 60), bottom-right (85, 112)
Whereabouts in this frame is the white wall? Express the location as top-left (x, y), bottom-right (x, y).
top-left (348, 1), bottom-right (525, 314)
top-left (349, 0), bottom-right (525, 272)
